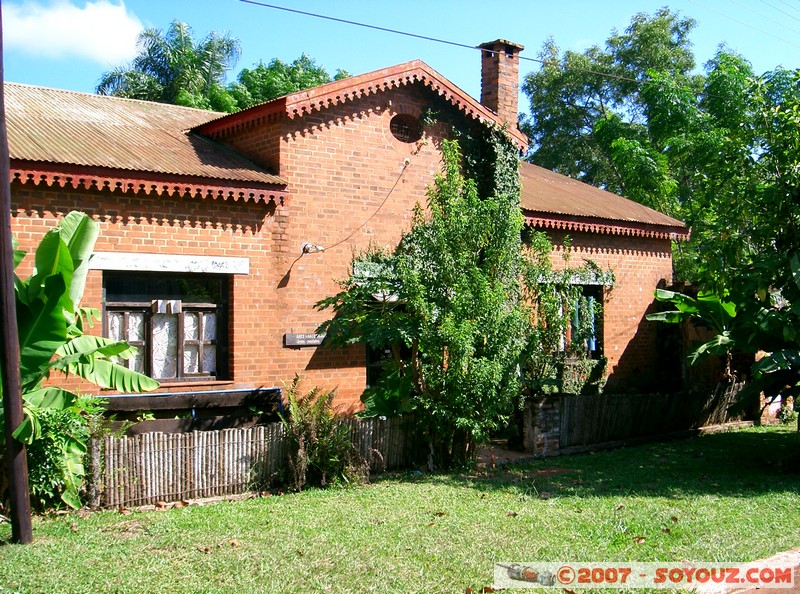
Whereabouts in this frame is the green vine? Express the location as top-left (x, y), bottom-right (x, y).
top-left (423, 106), bottom-right (615, 397)
top-left (422, 105), bottom-right (520, 201)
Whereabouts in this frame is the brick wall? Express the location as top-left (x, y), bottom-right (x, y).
top-left (545, 229), bottom-right (674, 392)
top-left (212, 83), bottom-right (458, 410)
top-left (10, 84), bottom-right (459, 411)
top-left (479, 40), bottom-right (523, 127)
top-left (10, 82), bottom-right (675, 411)
top-left (523, 394), bottom-right (560, 456)
top-left (11, 185), bottom-right (280, 395)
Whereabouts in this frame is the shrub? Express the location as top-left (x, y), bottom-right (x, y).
top-left (778, 403), bottom-right (796, 425)
top-left (280, 376), bottom-right (368, 491)
top-left (2, 396), bottom-right (105, 512)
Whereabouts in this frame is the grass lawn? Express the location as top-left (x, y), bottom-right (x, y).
top-left (1, 424), bottom-right (799, 593)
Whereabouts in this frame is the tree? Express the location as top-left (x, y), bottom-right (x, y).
top-left (647, 65), bottom-right (800, 407)
top-left (97, 20), bottom-right (241, 112)
top-left (317, 133), bottom-right (602, 468)
top-left (229, 54), bottom-right (350, 109)
top-left (1, 212), bottom-right (159, 508)
top-left (519, 9), bottom-right (775, 283)
top-left (521, 8), bottom-right (701, 217)
top-left (522, 7), bottom-right (800, 415)
top-left (318, 137), bottom-right (527, 469)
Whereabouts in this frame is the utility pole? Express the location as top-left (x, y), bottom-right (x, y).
top-left (0, 1), bottom-right (33, 544)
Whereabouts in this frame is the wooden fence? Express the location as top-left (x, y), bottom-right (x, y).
top-left (558, 381), bottom-right (748, 451)
top-left (91, 415), bottom-right (414, 509)
top-left (91, 384), bottom-right (750, 508)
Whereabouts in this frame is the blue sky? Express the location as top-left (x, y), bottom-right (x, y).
top-left (3, 0), bottom-right (800, 118)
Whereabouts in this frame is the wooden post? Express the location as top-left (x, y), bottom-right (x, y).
top-left (88, 438), bottom-right (102, 509)
top-left (0, 6), bottom-right (33, 543)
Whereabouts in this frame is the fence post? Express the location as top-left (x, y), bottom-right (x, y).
top-left (87, 437), bottom-right (102, 509)
top-left (523, 395), bottom-right (561, 457)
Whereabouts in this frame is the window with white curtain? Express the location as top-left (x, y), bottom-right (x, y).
top-left (104, 273), bottom-right (228, 381)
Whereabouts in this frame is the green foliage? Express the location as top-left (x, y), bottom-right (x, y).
top-left (521, 8), bottom-right (700, 213)
top-left (526, 6), bottom-right (800, 406)
top-left (647, 289), bottom-right (737, 364)
top-left (319, 136), bottom-right (528, 469)
top-left (279, 376), bottom-right (368, 491)
top-left (1, 212), bottom-right (159, 509)
top-left (319, 132), bottom-right (609, 467)
top-left (358, 367), bottom-right (415, 419)
top-left (559, 357), bottom-right (608, 395)
top-left (24, 396), bottom-right (105, 511)
top-left (98, 21), bottom-right (349, 114)
top-left (519, 232), bottom-right (610, 395)
top-left (175, 83), bottom-right (239, 113)
top-left (777, 403), bottom-right (796, 425)
top-left (97, 20), bottom-right (241, 110)
top-left (649, 282), bottom-right (800, 403)
top-left (645, 64), bottom-right (800, 403)
top-left (230, 54), bottom-right (350, 109)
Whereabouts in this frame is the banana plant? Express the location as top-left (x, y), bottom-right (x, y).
top-left (648, 267), bottom-right (800, 410)
top-left (646, 288), bottom-right (738, 365)
top-left (1, 211), bottom-right (159, 508)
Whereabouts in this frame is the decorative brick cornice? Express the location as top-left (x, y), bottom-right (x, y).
top-left (10, 162), bottom-right (288, 205)
top-left (195, 60), bottom-right (528, 150)
top-left (525, 213), bottom-right (690, 241)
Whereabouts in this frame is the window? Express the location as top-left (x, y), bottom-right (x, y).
top-left (564, 285), bottom-right (603, 359)
top-left (390, 114), bottom-right (422, 143)
top-left (104, 273), bottom-right (229, 381)
top-left (366, 345), bottom-right (393, 388)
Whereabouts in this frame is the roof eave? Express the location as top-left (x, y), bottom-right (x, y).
top-left (194, 60), bottom-right (528, 150)
top-left (10, 161), bottom-right (288, 205)
top-left (524, 211), bottom-right (690, 242)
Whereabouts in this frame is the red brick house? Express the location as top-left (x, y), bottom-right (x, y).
top-left (6, 40), bottom-right (687, 415)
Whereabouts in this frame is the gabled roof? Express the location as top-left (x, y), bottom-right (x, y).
top-left (4, 82), bottom-right (687, 237)
top-left (5, 82), bottom-right (286, 203)
top-left (520, 161), bottom-right (688, 240)
top-left (194, 60), bottom-right (528, 149)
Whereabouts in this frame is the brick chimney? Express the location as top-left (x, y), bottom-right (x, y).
top-left (478, 39), bottom-right (524, 128)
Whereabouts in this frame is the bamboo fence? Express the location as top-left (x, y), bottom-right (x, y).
top-left (93, 416), bottom-right (413, 509)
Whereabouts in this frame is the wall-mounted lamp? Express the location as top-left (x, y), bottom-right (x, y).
top-left (301, 242), bottom-right (325, 254)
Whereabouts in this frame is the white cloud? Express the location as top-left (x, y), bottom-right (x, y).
top-left (3, 0), bottom-right (142, 66)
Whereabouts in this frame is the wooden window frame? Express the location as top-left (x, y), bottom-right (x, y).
top-left (106, 301), bottom-right (219, 382)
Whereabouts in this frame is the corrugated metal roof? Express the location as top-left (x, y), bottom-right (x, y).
top-left (5, 82), bottom-right (285, 186)
top-left (520, 161), bottom-right (687, 237)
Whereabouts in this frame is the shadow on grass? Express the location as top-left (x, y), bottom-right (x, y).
top-left (384, 426), bottom-right (800, 500)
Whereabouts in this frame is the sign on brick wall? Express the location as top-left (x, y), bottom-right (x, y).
top-left (284, 333), bottom-right (326, 347)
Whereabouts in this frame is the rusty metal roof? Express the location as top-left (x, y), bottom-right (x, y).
top-left (520, 161), bottom-right (688, 240)
top-left (5, 82), bottom-right (285, 186)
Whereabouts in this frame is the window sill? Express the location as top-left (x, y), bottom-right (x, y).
top-left (149, 380), bottom-right (235, 390)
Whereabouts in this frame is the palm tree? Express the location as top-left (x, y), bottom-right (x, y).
top-left (97, 20), bottom-right (241, 107)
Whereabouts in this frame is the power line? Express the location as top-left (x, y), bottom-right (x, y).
top-left (324, 160), bottom-right (410, 253)
top-left (238, 0), bottom-right (479, 53)
top-left (687, 0), bottom-right (800, 50)
top-left (238, 1), bottom-right (684, 90)
top-left (729, 0), bottom-right (800, 34)
top-left (763, 0), bottom-right (800, 22)
top-left (238, 0), bottom-right (778, 108)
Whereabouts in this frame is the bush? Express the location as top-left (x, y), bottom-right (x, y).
top-left (1, 396), bottom-right (105, 512)
top-left (561, 357), bottom-right (607, 395)
top-left (778, 403), bottom-right (797, 425)
top-left (280, 376), bottom-right (368, 491)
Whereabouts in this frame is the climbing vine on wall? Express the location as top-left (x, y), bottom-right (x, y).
top-left (317, 112), bottom-right (612, 469)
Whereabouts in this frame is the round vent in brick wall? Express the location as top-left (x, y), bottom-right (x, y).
top-left (390, 114), bottom-right (422, 143)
